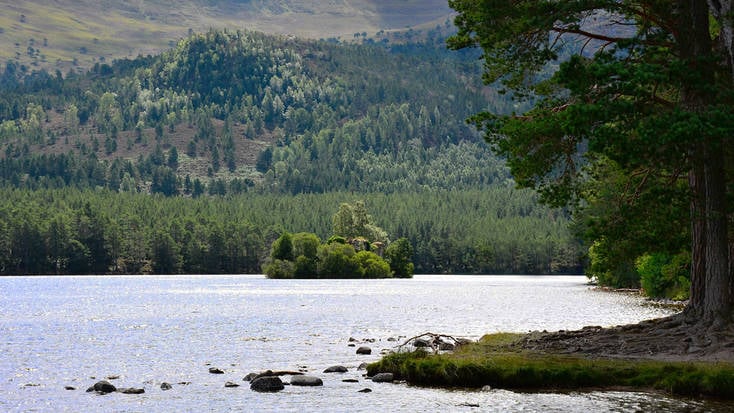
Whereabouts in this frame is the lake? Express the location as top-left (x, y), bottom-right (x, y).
top-left (0, 274), bottom-right (729, 412)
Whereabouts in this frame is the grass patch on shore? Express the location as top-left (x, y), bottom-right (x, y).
top-left (366, 333), bottom-right (734, 399)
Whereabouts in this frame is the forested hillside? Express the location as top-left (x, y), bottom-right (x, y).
top-left (0, 29), bottom-right (511, 193)
top-left (0, 188), bottom-right (580, 275)
top-left (0, 28), bottom-right (582, 275)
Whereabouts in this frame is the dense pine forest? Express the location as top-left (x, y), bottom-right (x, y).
top-left (0, 28), bottom-right (582, 276)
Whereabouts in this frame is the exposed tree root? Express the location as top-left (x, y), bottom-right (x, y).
top-left (396, 332), bottom-right (472, 353)
top-left (518, 312), bottom-right (734, 363)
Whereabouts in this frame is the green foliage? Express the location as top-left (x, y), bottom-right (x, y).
top-left (636, 252), bottom-right (691, 300)
top-left (0, 29), bottom-right (509, 196)
top-left (0, 188), bottom-right (579, 275)
top-left (271, 232), bottom-right (294, 261)
top-left (316, 242), bottom-right (362, 278)
top-left (385, 237), bottom-right (414, 278)
top-left (332, 200), bottom-right (387, 243)
top-left (448, 1), bottom-right (734, 302)
top-left (354, 250), bottom-right (391, 278)
top-left (263, 259), bottom-right (295, 279)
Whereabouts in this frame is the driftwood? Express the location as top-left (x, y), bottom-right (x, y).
top-left (395, 332), bottom-right (471, 354)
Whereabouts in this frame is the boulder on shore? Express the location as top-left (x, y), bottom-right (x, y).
top-left (250, 376), bottom-right (285, 392)
top-left (371, 373), bottom-right (394, 383)
top-left (356, 346), bottom-right (372, 355)
top-left (290, 375), bottom-right (323, 386)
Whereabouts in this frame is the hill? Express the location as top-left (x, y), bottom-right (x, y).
top-left (0, 0), bottom-right (452, 73)
top-left (0, 29), bottom-right (513, 194)
top-left (0, 28), bottom-right (582, 276)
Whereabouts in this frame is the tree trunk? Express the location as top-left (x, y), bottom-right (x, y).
top-left (680, 0), bottom-right (734, 319)
top-left (703, 139), bottom-right (733, 317)
top-left (688, 147), bottom-right (706, 313)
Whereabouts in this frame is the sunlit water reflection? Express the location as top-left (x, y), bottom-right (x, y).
top-left (0, 275), bottom-right (729, 412)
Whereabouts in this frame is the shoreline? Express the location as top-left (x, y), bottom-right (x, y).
top-left (367, 324), bottom-right (734, 399)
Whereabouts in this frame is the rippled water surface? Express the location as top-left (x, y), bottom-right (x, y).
top-left (0, 275), bottom-right (729, 412)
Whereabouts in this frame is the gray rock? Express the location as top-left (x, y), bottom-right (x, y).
top-left (290, 375), bottom-right (323, 386)
top-left (250, 376), bottom-right (284, 392)
top-left (323, 365), bottom-right (348, 373)
top-left (438, 341), bottom-right (455, 351)
top-left (90, 380), bottom-right (116, 394)
top-left (209, 367), bottom-right (225, 374)
top-left (64, 386), bottom-right (76, 391)
top-left (371, 373), bottom-right (394, 383)
top-left (342, 378), bottom-right (359, 383)
top-left (357, 362), bottom-right (369, 370)
top-left (358, 388), bottom-right (372, 393)
top-left (160, 382), bottom-right (172, 390)
top-left (413, 338), bottom-right (431, 347)
top-left (225, 381), bottom-right (240, 388)
top-left (356, 346), bottom-right (372, 355)
top-left (118, 387), bottom-right (145, 394)
top-left (243, 372), bottom-right (259, 381)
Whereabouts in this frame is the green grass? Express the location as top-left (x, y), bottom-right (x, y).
top-left (366, 333), bottom-right (734, 399)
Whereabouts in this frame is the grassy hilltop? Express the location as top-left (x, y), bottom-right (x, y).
top-left (0, 0), bottom-right (452, 73)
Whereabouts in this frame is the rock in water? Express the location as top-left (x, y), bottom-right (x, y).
top-left (371, 373), bottom-right (394, 383)
top-left (209, 367), bottom-right (225, 374)
top-left (290, 376), bottom-right (323, 386)
top-left (119, 387), bottom-right (145, 394)
top-left (225, 381), bottom-right (240, 388)
top-left (356, 346), bottom-right (372, 355)
top-left (358, 388), bottom-right (373, 393)
top-left (90, 380), bottom-right (116, 394)
top-left (160, 382), bottom-right (172, 390)
top-left (250, 376), bottom-right (285, 392)
top-left (323, 365), bottom-right (348, 373)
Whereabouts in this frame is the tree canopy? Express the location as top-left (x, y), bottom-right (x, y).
top-left (448, 1), bottom-right (734, 319)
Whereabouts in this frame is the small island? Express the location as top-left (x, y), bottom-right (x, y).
top-left (263, 201), bottom-right (414, 279)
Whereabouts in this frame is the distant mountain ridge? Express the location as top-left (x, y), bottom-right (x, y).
top-left (0, 0), bottom-right (452, 73)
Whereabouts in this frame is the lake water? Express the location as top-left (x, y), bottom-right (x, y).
top-left (0, 274), bottom-right (729, 412)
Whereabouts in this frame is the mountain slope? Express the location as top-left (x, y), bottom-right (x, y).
top-left (0, 0), bottom-right (452, 73)
top-left (0, 29), bottom-right (512, 195)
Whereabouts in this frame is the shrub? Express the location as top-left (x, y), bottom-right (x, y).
top-left (636, 251), bottom-right (690, 299)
